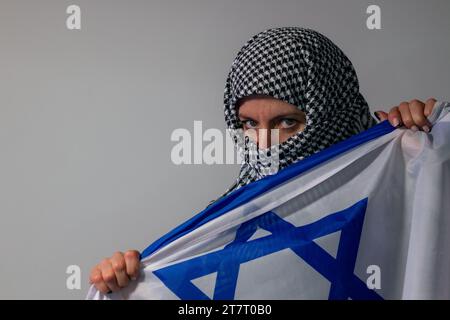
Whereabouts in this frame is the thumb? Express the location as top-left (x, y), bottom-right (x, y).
top-left (374, 110), bottom-right (388, 121)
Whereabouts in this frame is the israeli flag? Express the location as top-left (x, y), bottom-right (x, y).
top-left (87, 101), bottom-right (450, 300)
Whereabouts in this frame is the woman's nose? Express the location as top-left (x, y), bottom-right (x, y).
top-left (255, 128), bottom-right (280, 149)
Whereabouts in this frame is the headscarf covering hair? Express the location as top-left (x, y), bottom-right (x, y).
top-left (214, 27), bottom-right (377, 203)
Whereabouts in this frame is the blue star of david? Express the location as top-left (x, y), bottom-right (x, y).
top-left (153, 197), bottom-right (383, 300)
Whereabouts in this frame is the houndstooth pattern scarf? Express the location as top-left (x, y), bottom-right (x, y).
top-left (215, 27), bottom-right (377, 202)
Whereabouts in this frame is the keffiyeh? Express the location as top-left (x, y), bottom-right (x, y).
top-left (219, 27), bottom-right (377, 199)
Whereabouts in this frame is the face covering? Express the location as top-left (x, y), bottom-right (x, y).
top-left (218, 27), bottom-right (377, 199)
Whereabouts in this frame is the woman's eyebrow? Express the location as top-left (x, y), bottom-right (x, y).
top-left (238, 112), bottom-right (255, 119)
top-left (239, 111), bottom-right (302, 119)
top-left (270, 111), bottom-right (303, 121)
top-left (271, 112), bottom-right (303, 119)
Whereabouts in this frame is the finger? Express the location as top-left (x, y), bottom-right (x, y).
top-left (424, 98), bottom-right (437, 117)
top-left (409, 99), bottom-right (431, 131)
top-left (100, 258), bottom-right (121, 292)
top-left (124, 250), bottom-right (141, 280)
top-left (90, 266), bottom-right (111, 294)
top-left (374, 110), bottom-right (388, 121)
top-left (387, 106), bottom-right (402, 127)
top-left (111, 252), bottom-right (130, 288)
top-left (398, 101), bottom-right (417, 130)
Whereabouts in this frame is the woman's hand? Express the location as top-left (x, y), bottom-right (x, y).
top-left (89, 250), bottom-right (140, 294)
top-left (374, 98), bottom-right (437, 132)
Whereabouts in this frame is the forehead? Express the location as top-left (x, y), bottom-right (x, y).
top-left (237, 95), bottom-right (300, 116)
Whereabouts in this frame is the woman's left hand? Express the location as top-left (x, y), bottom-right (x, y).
top-left (374, 98), bottom-right (437, 133)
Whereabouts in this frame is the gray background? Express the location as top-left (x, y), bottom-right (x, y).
top-left (0, 0), bottom-right (449, 299)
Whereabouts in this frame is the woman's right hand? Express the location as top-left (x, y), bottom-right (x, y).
top-left (89, 250), bottom-right (140, 294)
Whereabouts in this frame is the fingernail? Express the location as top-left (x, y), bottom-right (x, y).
top-left (422, 125), bottom-right (430, 133)
top-left (373, 112), bottom-right (381, 121)
top-left (392, 118), bottom-right (400, 127)
top-left (411, 125), bottom-right (419, 132)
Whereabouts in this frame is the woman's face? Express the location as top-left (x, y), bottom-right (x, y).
top-left (238, 95), bottom-right (306, 149)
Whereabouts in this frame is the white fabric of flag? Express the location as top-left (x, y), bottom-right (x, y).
top-left (87, 101), bottom-right (450, 300)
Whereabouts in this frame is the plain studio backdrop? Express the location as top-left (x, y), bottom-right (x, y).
top-left (0, 0), bottom-right (449, 299)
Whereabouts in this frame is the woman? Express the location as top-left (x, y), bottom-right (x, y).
top-left (89, 27), bottom-right (437, 294)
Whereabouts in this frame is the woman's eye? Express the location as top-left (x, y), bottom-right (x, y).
top-left (243, 120), bottom-right (258, 128)
top-left (280, 118), bottom-right (297, 128)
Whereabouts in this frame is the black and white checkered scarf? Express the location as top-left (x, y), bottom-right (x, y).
top-left (216, 27), bottom-right (377, 201)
